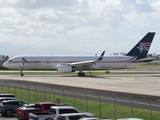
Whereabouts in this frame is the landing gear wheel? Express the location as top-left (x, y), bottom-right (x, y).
top-left (5, 109), bottom-right (13, 117)
top-left (21, 73), bottom-right (24, 76)
top-left (78, 72), bottom-right (85, 76)
top-left (20, 69), bottom-right (24, 77)
top-left (78, 73), bottom-right (81, 76)
top-left (81, 73), bottom-right (85, 76)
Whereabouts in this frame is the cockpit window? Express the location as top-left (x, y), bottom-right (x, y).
top-left (9, 60), bottom-right (12, 62)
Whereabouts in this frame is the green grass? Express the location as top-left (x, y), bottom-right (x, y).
top-left (0, 85), bottom-right (160, 119)
top-left (0, 70), bottom-right (158, 76)
top-left (132, 62), bottom-right (160, 68)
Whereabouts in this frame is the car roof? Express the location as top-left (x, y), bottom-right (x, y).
top-left (1, 100), bottom-right (25, 103)
top-left (23, 104), bottom-right (35, 106)
top-left (0, 97), bottom-right (16, 99)
top-left (76, 118), bottom-right (98, 120)
top-left (50, 106), bottom-right (75, 109)
top-left (0, 94), bottom-right (15, 95)
top-left (59, 113), bottom-right (87, 116)
top-left (35, 102), bottom-right (55, 104)
top-left (117, 118), bottom-right (143, 120)
top-left (0, 94), bottom-right (15, 96)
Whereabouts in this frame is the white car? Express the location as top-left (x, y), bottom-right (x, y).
top-left (57, 113), bottom-right (90, 120)
top-left (79, 118), bottom-right (112, 120)
top-left (117, 118), bottom-right (143, 120)
top-left (0, 97), bottom-right (16, 102)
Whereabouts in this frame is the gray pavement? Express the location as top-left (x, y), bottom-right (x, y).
top-left (0, 115), bottom-right (16, 120)
top-left (0, 74), bottom-right (160, 96)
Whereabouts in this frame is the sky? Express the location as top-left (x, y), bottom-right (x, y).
top-left (0, 0), bottom-right (160, 56)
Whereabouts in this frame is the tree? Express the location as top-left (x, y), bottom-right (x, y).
top-left (0, 55), bottom-right (9, 70)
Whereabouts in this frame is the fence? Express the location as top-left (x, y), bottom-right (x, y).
top-left (0, 82), bottom-right (160, 120)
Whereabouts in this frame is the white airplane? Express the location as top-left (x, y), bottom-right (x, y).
top-left (3, 32), bottom-right (155, 76)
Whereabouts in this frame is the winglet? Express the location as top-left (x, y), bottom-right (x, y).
top-left (97, 51), bottom-right (105, 61)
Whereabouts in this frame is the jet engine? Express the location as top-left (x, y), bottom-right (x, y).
top-left (57, 65), bottom-right (75, 73)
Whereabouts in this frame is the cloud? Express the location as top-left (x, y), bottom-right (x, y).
top-left (136, 0), bottom-right (145, 4)
top-left (0, 0), bottom-right (156, 34)
top-left (0, 0), bottom-right (159, 55)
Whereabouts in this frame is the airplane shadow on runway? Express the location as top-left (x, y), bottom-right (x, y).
top-left (59, 74), bottom-right (110, 79)
top-left (17, 75), bottom-right (109, 79)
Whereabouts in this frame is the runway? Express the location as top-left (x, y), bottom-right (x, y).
top-left (0, 73), bottom-right (160, 96)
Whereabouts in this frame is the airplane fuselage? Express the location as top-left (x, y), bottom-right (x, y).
top-left (2, 32), bottom-right (156, 76)
top-left (4, 55), bottom-right (137, 70)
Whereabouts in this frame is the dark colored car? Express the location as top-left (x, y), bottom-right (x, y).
top-left (0, 100), bottom-right (28, 117)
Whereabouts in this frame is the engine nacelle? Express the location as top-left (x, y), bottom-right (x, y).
top-left (57, 65), bottom-right (75, 73)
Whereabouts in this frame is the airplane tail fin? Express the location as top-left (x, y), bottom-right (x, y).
top-left (97, 51), bottom-right (105, 61)
top-left (126, 32), bottom-right (155, 60)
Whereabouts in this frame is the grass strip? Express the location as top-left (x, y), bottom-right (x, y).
top-left (0, 85), bottom-right (160, 119)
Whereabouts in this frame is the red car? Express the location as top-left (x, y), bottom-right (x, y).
top-left (16, 102), bottom-right (57, 120)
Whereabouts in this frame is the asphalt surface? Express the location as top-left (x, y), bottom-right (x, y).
top-left (0, 115), bottom-right (16, 120)
top-left (0, 73), bottom-right (160, 96)
top-left (0, 71), bottom-right (160, 120)
top-left (0, 73), bottom-right (160, 102)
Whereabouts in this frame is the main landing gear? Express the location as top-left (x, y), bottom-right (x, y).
top-left (78, 68), bottom-right (85, 76)
top-left (78, 72), bottom-right (85, 76)
top-left (20, 69), bottom-right (24, 76)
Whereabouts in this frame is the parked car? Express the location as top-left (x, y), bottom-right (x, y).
top-left (21, 104), bottom-right (35, 108)
top-left (0, 100), bottom-right (28, 117)
top-left (0, 94), bottom-right (16, 98)
top-left (17, 102), bottom-right (57, 120)
top-left (0, 97), bottom-right (16, 102)
top-left (56, 113), bottom-right (88, 120)
top-left (79, 118), bottom-right (112, 120)
top-left (117, 118), bottom-right (143, 120)
top-left (29, 106), bottom-right (94, 120)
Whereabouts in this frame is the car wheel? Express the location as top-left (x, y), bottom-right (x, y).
top-left (5, 109), bottom-right (13, 117)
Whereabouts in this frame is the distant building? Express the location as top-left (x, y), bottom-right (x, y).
top-left (113, 53), bottom-right (119, 55)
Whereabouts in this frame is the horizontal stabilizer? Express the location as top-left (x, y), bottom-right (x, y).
top-left (135, 57), bottom-right (155, 62)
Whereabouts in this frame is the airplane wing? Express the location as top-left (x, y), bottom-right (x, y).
top-left (67, 51), bottom-right (105, 67)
